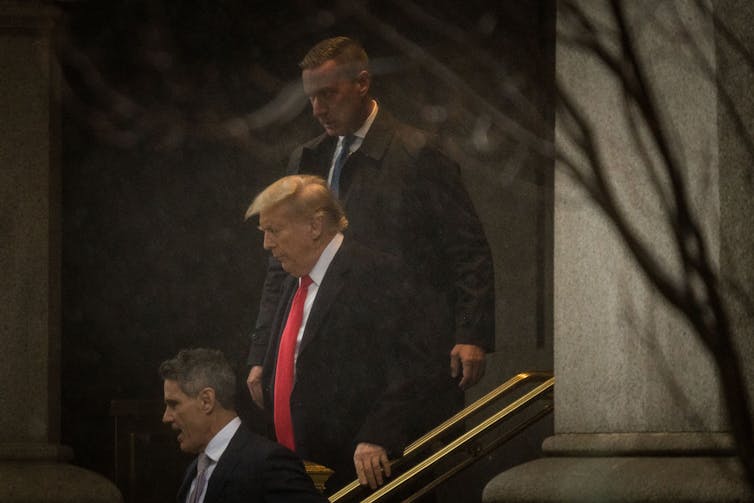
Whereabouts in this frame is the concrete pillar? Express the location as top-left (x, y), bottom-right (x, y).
top-left (484, 1), bottom-right (754, 501)
top-left (0, 2), bottom-right (121, 500)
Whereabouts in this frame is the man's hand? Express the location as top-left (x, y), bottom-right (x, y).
top-left (450, 344), bottom-right (486, 389)
top-left (246, 366), bottom-right (264, 409)
top-left (353, 442), bottom-right (391, 490)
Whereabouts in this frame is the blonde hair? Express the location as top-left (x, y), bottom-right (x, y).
top-left (245, 175), bottom-right (348, 232)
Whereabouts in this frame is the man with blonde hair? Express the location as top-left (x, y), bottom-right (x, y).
top-left (245, 175), bottom-right (435, 493)
top-left (245, 174), bottom-right (348, 238)
top-left (247, 36), bottom-right (495, 446)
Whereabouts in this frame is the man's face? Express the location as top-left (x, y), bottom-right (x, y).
top-left (258, 203), bottom-right (317, 277)
top-left (302, 59), bottom-right (369, 137)
top-left (162, 379), bottom-right (211, 454)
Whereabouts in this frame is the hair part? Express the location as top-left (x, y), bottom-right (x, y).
top-left (159, 348), bottom-right (236, 410)
top-left (299, 36), bottom-right (369, 78)
top-left (245, 175), bottom-right (348, 232)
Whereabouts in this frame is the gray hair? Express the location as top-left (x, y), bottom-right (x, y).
top-left (159, 348), bottom-right (236, 409)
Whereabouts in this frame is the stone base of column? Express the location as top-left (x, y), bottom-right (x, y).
top-left (482, 433), bottom-right (753, 502)
top-left (0, 444), bottom-right (122, 503)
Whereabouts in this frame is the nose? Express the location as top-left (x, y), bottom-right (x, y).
top-left (263, 231), bottom-right (275, 250)
top-left (311, 96), bottom-right (326, 117)
top-left (162, 407), bottom-right (172, 424)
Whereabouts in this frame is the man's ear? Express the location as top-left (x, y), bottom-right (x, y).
top-left (356, 70), bottom-right (370, 97)
top-left (198, 387), bottom-right (216, 414)
top-left (310, 213), bottom-right (324, 240)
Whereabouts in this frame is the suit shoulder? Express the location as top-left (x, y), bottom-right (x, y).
top-left (342, 240), bottom-right (412, 287)
top-left (231, 428), bottom-right (305, 476)
top-left (391, 121), bottom-right (433, 155)
top-left (230, 428), bottom-right (324, 501)
top-left (387, 118), bottom-right (458, 175)
top-left (300, 133), bottom-right (326, 150)
top-left (344, 239), bottom-right (399, 265)
top-left (287, 133), bottom-right (328, 172)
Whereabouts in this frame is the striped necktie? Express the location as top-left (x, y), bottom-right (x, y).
top-left (187, 453), bottom-right (211, 503)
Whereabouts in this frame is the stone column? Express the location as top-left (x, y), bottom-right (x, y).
top-left (0, 2), bottom-right (121, 501)
top-left (484, 1), bottom-right (754, 501)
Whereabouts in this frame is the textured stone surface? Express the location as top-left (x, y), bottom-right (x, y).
top-left (0, 3), bottom-right (121, 501)
top-left (0, 462), bottom-right (123, 503)
top-left (0, 444), bottom-right (74, 462)
top-left (0, 9), bottom-right (57, 445)
top-left (542, 432), bottom-right (736, 457)
top-left (484, 1), bottom-right (754, 501)
top-left (553, 0), bottom-right (724, 435)
top-left (718, 0), bottom-right (754, 409)
top-left (483, 456), bottom-right (753, 503)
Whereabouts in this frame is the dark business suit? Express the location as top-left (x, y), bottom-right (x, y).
top-left (249, 108), bottom-right (495, 429)
top-left (176, 424), bottom-right (325, 503)
top-left (261, 238), bottom-right (436, 490)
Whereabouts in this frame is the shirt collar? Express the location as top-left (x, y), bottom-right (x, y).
top-left (203, 416), bottom-right (241, 463)
top-left (308, 233), bottom-right (344, 287)
top-left (341, 99), bottom-right (378, 145)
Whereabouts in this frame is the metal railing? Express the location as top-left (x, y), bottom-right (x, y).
top-left (328, 371), bottom-right (554, 502)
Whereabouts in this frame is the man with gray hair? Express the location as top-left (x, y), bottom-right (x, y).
top-left (160, 348), bottom-right (325, 503)
top-left (245, 175), bottom-right (436, 493)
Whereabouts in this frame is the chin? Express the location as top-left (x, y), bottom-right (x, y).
top-left (180, 442), bottom-right (199, 454)
top-left (280, 264), bottom-right (298, 276)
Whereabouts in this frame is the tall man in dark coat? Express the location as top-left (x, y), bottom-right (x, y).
top-left (245, 175), bottom-right (436, 492)
top-left (160, 348), bottom-right (325, 503)
top-left (247, 36), bottom-right (495, 431)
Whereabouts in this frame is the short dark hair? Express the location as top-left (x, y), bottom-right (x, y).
top-left (299, 36), bottom-right (369, 77)
top-left (159, 348), bottom-right (236, 409)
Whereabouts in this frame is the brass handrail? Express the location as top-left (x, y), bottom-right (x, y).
top-left (362, 378), bottom-right (554, 502)
top-left (328, 371), bottom-right (553, 502)
top-left (405, 371), bottom-right (552, 456)
top-left (402, 403), bottom-right (554, 503)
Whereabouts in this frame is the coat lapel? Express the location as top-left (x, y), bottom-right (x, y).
top-left (299, 134), bottom-right (335, 179)
top-left (356, 108), bottom-right (395, 162)
top-left (295, 242), bottom-right (351, 357)
top-left (177, 457), bottom-right (198, 503)
top-left (339, 110), bottom-right (395, 207)
top-left (298, 108), bottom-right (396, 171)
top-left (264, 277), bottom-right (298, 399)
top-left (296, 111), bottom-right (396, 206)
top-left (201, 427), bottom-right (248, 503)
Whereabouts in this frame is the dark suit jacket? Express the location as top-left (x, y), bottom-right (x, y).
top-left (260, 239), bottom-right (437, 486)
top-left (176, 423), bottom-right (325, 503)
top-left (249, 109), bottom-right (495, 373)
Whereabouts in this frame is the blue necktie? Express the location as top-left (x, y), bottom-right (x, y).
top-left (330, 135), bottom-right (355, 198)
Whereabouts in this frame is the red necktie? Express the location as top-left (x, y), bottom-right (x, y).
top-left (273, 275), bottom-right (313, 451)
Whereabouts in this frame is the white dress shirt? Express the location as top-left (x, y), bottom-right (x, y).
top-left (327, 100), bottom-right (379, 186)
top-left (294, 232), bottom-right (344, 366)
top-left (187, 416), bottom-right (241, 503)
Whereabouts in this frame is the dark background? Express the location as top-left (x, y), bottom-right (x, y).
top-left (57, 0), bottom-right (555, 499)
